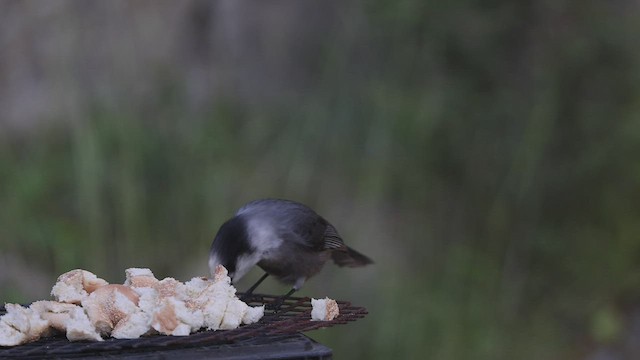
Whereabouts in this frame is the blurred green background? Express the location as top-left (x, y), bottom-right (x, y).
top-left (2, 0), bottom-right (640, 359)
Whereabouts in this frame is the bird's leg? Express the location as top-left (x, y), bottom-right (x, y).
top-left (240, 272), bottom-right (269, 302)
top-left (245, 272), bottom-right (270, 295)
top-left (267, 288), bottom-right (297, 312)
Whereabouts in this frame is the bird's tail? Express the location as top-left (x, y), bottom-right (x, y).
top-left (331, 246), bottom-right (374, 267)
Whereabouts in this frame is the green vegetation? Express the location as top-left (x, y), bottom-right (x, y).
top-left (2, 0), bottom-right (640, 358)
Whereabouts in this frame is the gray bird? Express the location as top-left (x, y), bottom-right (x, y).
top-left (209, 199), bottom-right (373, 301)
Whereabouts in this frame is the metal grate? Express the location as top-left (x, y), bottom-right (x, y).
top-left (0, 293), bottom-right (367, 358)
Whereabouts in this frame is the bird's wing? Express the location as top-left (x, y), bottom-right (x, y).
top-left (279, 210), bottom-right (346, 251)
top-left (322, 223), bottom-right (347, 250)
top-left (239, 199), bottom-right (347, 251)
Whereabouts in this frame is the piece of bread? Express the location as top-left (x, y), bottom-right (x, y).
top-left (184, 266), bottom-right (263, 330)
top-left (0, 316), bottom-right (25, 347)
top-left (184, 272), bottom-right (236, 331)
top-left (311, 297), bottom-right (339, 321)
top-left (155, 277), bottom-right (184, 299)
top-left (0, 305), bottom-right (29, 347)
top-left (219, 299), bottom-right (248, 330)
top-left (242, 305), bottom-right (265, 325)
top-left (183, 277), bottom-right (211, 300)
top-left (111, 310), bottom-right (152, 339)
top-left (0, 303), bottom-right (50, 346)
top-left (134, 285), bottom-right (203, 337)
top-left (30, 301), bottom-right (77, 334)
top-left (30, 301), bottom-right (75, 330)
top-left (149, 297), bottom-right (203, 336)
top-left (64, 305), bottom-right (104, 342)
top-left (81, 284), bottom-right (140, 336)
top-left (51, 269), bottom-right (109, 304)
top-left (124, 268), bottom-right (185, 300)
top-left (129, 274), bottom-right (202, 336)
top-left (213, 264), bottom-right (231, 283)
top-left (30, 300), bottom-right (102, 342)
top-left (124, 268), bottom-right (158, 289)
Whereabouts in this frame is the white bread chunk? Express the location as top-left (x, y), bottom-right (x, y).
top-left (213, 264), bottom-right (231, 283)
top-left (124, 268), bottom-right (184, 300)
top-left (124, 268), bottom-right (158, 288)
top-left (242, 305), bottom-right (265, 325)
top-left (126, 268), bottom-right (154, 277)
top-left (3, 304), bottom-right (49, 339)
top-left (186, 275), bottom-right (237, 330)
top-left (135, 285), bottom-right (203, 337)
top-left (81, 284), bottom-right (140, 336)
top-left (0, 318), bottom-right (25, 346)
top-left (65, 306), bottom-right (103, 342)
top-left (134, 287), bottom-right (158, 313)
top-left (199, 298), bottom-right (226, 331)
top-left (30, 300), bottom-right (78, 333)
top-left (219, 298), bottom-right (248, 330)
top-left (30, 300), bottom-right (102, 342)
top-left (0, 303), bottom-right (49, 346)
top-left (185, 278), bottom-right (229, 330)
top-left (133, 276), bottom-right (202, 336)
top-left (155, 278), bottom-right (185, 299)
top-left (51, 269), bottom-right (109, 304)
top-left (183, 277), bottom-right (211, 299)
top-left (111, 310), bottom-right (151, 339)
top-left (169, 298), bottom-right (203, 333)
top-left (150, 299), bottom-right (182, 336)
top-left (107, 285), bottom-right (152, 339)
top-left (311, 297), bottom-right (339, 321)
top-left (150, 298), bottom-right (201, 336)
top-left (29, 301), bottom-right (102, 341)
top-left (187, 265), bottom-right (263, 330)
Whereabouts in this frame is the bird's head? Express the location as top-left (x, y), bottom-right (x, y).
top-left (208, 216), bottom-right (253, 283)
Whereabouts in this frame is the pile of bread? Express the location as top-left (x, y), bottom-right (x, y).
top-left (0, 265), bottom-right (263, 346)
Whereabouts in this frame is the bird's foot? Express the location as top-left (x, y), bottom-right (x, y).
top-left (239, 292), bottom-right (259, 303)
top-left (265, 288), bottom-right (297, 313)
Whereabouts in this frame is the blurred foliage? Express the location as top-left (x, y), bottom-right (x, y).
top-left (2, 0), bottom-right (640, 359)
